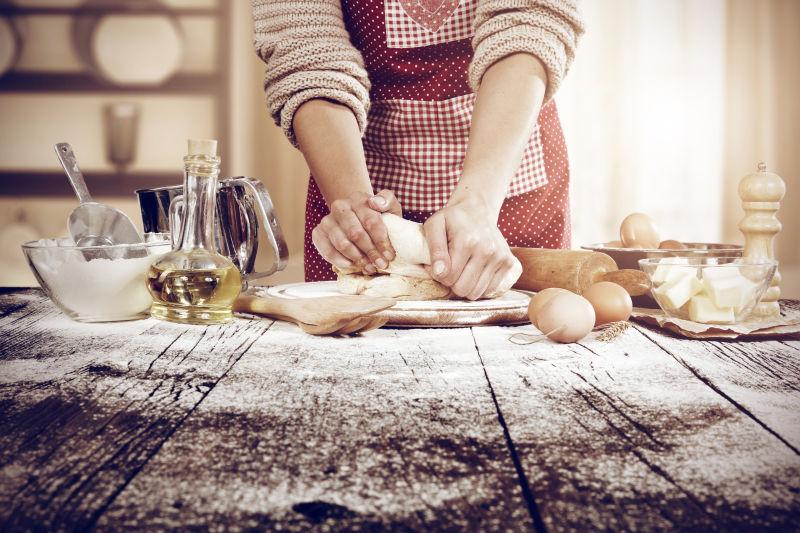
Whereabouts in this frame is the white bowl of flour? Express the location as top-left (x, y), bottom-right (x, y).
top-left (21, 233), bottom-right (171, 322)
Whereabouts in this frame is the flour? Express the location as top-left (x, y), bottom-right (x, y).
top-left (28, 238), bottom-right (171, 322)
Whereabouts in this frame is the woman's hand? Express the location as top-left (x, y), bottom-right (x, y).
top-left (312, 189), bottom-right (402, 273)
top-left (424, 197), bottom-right (516, 300)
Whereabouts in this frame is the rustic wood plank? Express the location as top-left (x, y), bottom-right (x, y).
top-left (93, 323), bottom-right (533, 531)
top-left (0, 297), bottom-right (273, 531)
top-left (472, 325), bottom-right (800, 531)
top-left (634, 325), bottom-right (800, 451)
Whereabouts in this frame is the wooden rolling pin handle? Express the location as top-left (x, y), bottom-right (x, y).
top-left (600, 269), bottom-right (652, 297)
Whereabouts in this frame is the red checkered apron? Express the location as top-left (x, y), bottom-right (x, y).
top-left (304, 0), bottom-right (571, 281)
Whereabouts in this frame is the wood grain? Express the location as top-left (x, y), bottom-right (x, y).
top-left (635, 325), bottom-right (800, 451)
top-left (471, 325), bottom-right (800, 530)
top-left (1, 290), bottom-right (799, 531)
top-left (95, 324), bottom-right (532, 531)
top-left (0, 294), bottom-right (273, 530)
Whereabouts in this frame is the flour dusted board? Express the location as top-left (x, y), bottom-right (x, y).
top-left (262, 282), bottom-right (530, 327)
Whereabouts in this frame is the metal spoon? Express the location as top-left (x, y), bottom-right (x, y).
top-left (55, 142), bottom-right (142, 246)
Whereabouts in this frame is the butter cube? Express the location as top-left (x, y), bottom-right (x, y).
top-left (702, 266), bottom-right (740, 281)
top-left (702, 273), bottom-right (757, 309)
top-left (689, 294), bottom-right (735, 323)
top-left (652, 258), bottom-right (694, 284)
top-left (654, 271), bottom-right (702, 309)
top-left (653, 257), bottom-right (689, 285)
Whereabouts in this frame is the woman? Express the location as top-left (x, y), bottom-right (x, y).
top-left (254, 0), bottom-right (583, 299)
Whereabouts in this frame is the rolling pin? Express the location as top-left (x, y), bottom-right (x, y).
top-left (511, 248), bottom-right (651, 296)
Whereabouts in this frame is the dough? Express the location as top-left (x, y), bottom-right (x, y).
top-left (334, 213), bottom-right (522, 300)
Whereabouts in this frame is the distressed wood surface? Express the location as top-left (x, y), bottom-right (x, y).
top-left (0, 289), bottom-right (799, 531)
top-left (472, 325), bottom-right (800, 530)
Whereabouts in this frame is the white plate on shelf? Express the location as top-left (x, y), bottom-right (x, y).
top-left (259, 281), bottom-right (531, 328)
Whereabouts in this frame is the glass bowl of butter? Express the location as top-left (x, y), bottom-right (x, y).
top-left (638, 257), bottom-right (777, 324)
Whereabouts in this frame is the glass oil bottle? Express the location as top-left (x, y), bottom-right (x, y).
top-left (147, 139), bottom-right (242, 324)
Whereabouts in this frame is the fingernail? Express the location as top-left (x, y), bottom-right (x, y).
top-left (372, 195), bottom-right (386, 207)
top-left (383, 250), bottom-right (393, 261)
top-left (433, 260), bottom-right (446, 276)
top-left (375, 258), bottom-right (388, 269)
top-left (365, 264), bottom-right (377, 274)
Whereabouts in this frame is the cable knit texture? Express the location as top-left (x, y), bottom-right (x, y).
top-left (470, 0), bottom-right (584, 102)
top-left (253, 0), bottom-right (371, 147)
top-left (253, 0), bottom-right (582, 145)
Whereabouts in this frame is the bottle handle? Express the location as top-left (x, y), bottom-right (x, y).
top-left (168, 194), bottom-right (184, 249)
top-left (226, 176), bottom-right (288, 281)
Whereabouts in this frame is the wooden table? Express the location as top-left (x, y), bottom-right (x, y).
top-left (1, 289), bottom-right (799, 531)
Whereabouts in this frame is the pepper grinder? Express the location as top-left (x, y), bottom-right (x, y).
top-left (738, 162), bottom-right (785, 318)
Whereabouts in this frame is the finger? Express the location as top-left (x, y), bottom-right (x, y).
top-left (484, 265), bottom-right (510, 298)
top-left (332, 207), bottom-right (386, 269)
top-left (423, 215), bottom-right (451, 280)
top-left (369, 190), bottom-right (402, 216)
top-left (484, 255), bottom-right (515, 297)
top-left (467, 259), bottom-right (502, 301)
top-left (439, 233), bottom-right (480, 286)
top-left (357, 208), bottom-right (395, 263)
top-left (311, 226), bottom-right (354, 269)
top-left (323, 221), bottom-right (370, 270)
top-left (451, 255), bottom-right (486, 299)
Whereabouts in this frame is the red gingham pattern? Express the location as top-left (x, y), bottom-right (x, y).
top-left (304, 102), bottom-right (570, 282)
top-left (364, 94), bottom-right (548, 212)
top-left (384, 0), bottom-right (476, 49)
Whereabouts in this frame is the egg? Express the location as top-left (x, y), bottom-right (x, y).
top-left (582, 281), bottom-right (632, 326)
top-left (620, 213), bottom-right (660, 249)
top-left (536, 292), bottom-right (596, 343)
top-left (659, 239), bottom-right (687, 250)
top-left (527, 287), bottom-right (571, 327)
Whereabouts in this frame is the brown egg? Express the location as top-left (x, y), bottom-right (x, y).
top-left (536, 292), bottom-right (596, 343)
top-left (620, 213), bottom-right (660, 249)
top-left (527, 288), bottom-right (571, 327)
top-left (582, 281), bottom-right (633, 326)
top-left (659, 239), bottom-right (688, 250)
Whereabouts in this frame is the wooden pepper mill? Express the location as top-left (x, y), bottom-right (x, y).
top-left (738, 162), bottom-right (785, 317)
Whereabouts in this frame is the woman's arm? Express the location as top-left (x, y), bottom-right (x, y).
top-left (424, 54), bottom-right (547, 299)
top-left (454, 53), bottom-right (547, 217)
top-left (253, 0), bottom-right (399, 272)
top-left (295, 99), bottom-right (401, 272)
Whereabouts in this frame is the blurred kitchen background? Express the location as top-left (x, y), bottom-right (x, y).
top-left (0, 0), bottom-right (797, 297)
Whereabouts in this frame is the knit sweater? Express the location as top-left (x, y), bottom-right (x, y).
top-left (253, 0), bottom-right (584, 146)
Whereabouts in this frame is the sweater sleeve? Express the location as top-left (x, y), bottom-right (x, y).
top-left (253, 0), bottom-right (371, 147)
top-left (468, 0), bottom-right (584, 102)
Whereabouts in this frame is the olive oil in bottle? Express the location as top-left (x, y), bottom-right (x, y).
top-left (147, 139), bottom-right (242, 324)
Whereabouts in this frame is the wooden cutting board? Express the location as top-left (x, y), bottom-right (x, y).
top-left (261, 282), bottom-right (531, 327)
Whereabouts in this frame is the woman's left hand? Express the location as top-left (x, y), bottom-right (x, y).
top-left (423, 198), bottom-right (516, 300)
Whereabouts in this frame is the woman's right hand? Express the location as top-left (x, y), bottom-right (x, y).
top-left (311, 189), bottom-right (402, 273)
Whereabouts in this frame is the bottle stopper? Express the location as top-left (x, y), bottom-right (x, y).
top-left (738, 162), bottom-right (785, 318)
top-left (187, 138), bottom-right (218, 157)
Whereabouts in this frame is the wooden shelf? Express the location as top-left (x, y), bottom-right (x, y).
top-left (0, 5), bottom-right (219, 17)
top-left (0, 171), bottom-right (182, 197)
top-left (0, 72), bottom-right (221, 94)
